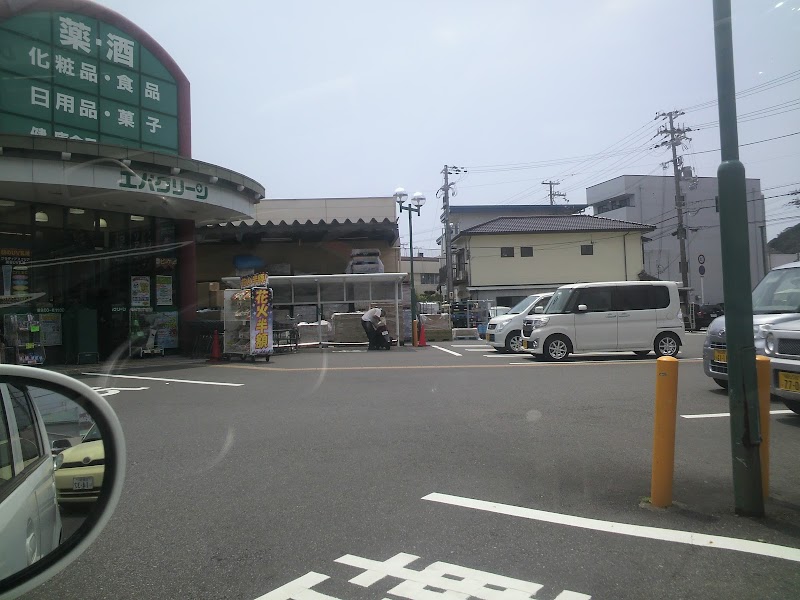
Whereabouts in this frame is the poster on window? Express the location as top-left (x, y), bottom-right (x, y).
top-left (1, 247), bottom-right (31, 297)
top-left (39, 313), bottom-right (63, 346)
top-left (155, 311), bottom-right (179, 349)
top-left (250, 287), bottom-right (273, 355)
top-left (156, 275), bottom-right (173, 306)
top-left (131, 276), bottom-right (151, 307)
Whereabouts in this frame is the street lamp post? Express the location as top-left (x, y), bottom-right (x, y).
top-left (394, 187), bottom-right (426, 346)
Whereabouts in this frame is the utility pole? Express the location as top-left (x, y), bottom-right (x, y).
top-left (541, 180), bottom-right (567, 205)
top-left (713, 0), bottom-right (764, 516)
top-left (656, 111), bottom-right (691, 293)
top-left (438, 165), bottom-right (466, 301)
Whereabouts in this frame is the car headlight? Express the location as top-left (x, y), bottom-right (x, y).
top-left (533, 317), bottom-right (550, 328)
top-left (496, 321), bottom-right (508, 332)
top-left (764, 333), bottom-right (776, 355)
top-left (754, 324), bottom-right (771, 339)
top-left (54, 452), bottom-right (64, 470)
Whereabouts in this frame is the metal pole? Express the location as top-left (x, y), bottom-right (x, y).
top-left (700, 276), bottom-right (705, 305)
top-left (408, 208), bottom-right (417, 345)
top-left (713, 0), bottom-right (764, 516)
top-left (394, 279), bottom-right (400, 346)
top-left (317, 281), bottom-right (322, 348)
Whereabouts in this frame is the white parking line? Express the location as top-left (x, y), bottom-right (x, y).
top-left (429, 345), bottom-right (462, 357)
top-left (452, 344), bottom-right (493, 349)
top-left (464, 348), bottom-right (493, 352)
top-left (681, 409), bottom-right (794, 419)
top-left (82, 373), bottom-right (244, 386)
top-left (483, 354), bottom-right (513, 358)
top-left (423, 492), bottom-right (800, 563)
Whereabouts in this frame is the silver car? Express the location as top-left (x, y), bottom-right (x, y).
top-left (0, 380), bottom-right (62, 580)
top-left (704, 260), bottom-right (800, 388)
top-left (764, 320), bottom-right (800, 415)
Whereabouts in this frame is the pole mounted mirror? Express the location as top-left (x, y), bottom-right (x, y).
top-left (0, 366), bottom-right (126, 599)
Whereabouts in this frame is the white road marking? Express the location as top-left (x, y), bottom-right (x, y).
top-left (464, 347), bottom-right (493, 352)
top-left (452, 344), bottom-right (493, 348)
top-left (483, 354), bottom-right (513, 358)
top-left (82, 373), bottom-right (244, 386)
top-left (681, 409), bottom-right (794, 419)
top-left (423, 492), bottom-right (800, 563)
top-left (429, 345), bottom-right (462, 356)
top-left (90, 386), bottom-right (149, 397)
top-left (255, 554), bottom-right (591, 600)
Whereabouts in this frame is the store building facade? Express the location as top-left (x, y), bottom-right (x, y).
top-left (0, 1), bottom-right (263, 364)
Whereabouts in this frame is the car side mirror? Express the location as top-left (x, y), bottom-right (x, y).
top-left (533, 306), bottom-right (545, 314)
top-left (577, 304), bottom-right (588, 312)
top-left (0, 365), bottom-right (126, 598)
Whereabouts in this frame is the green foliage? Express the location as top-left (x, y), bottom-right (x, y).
top-left (768, 222), bottom-right (800, 254)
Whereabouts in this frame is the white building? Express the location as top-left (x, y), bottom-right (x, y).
top-left (586, 175), bottom-right (767, 305)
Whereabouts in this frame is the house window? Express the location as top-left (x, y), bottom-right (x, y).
top-left (520, 246), bottom-right (533, 257)
top-left (419, 273), bottom-right (438, 284)
top-left (581, 244), bottom-right (594, 256)
top-left (501, 247), bottom-right (515, 258)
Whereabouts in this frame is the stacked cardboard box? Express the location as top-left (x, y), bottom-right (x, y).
top-left (196, 282), bottom-right (222, 309)
top-left (420, 313), bottom-right (452, 342)
top-left (331, 313), bottom-right (367, 343)
top-left (297, 321), bottom-right (331, 344)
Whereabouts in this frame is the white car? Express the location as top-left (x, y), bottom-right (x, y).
top-left (487, 293), bottom-right (553, 353)
top-left (522, 281), bottom-right (684, 361)
top-left (0, 379), bottom-right (62, 580)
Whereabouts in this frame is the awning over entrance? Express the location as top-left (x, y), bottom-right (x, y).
top-left (0, 134), bottom-right (263, 224)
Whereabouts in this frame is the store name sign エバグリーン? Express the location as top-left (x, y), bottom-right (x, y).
top-left (0, 11), bottom-right (179, 152)
top-left (118, 170), bottom-right (209, 200)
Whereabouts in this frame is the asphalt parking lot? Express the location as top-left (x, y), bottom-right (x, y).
top-left (27, 332), bottom-right (800, 600)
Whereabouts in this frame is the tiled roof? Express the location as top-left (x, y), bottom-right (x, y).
top-left (457, 215), bottom-right (654, 237)
top-left (450, 204), bottom-right (587, 214)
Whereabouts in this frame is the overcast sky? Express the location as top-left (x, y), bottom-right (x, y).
top-left (96, 0), bottom-right (799, 253)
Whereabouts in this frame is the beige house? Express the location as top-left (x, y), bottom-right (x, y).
top-left (452, 215), bottom-right (655, 306)
top-left (399, 255), bottom-right (441, 296)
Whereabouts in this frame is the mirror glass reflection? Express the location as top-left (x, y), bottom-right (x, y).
top-left (0, 378), bottom-right (106, 581)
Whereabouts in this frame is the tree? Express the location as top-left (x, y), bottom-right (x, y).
top-left (768, 222), bottom-right (800, 254)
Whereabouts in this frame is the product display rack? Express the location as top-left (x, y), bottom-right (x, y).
top-left (222, 288), bottom-right (271, 362)
top-left (3, 313), bottom-right (46, 366)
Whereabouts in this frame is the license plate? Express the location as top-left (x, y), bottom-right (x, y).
top-left (778, 372), bottom-right (800, 392)
top-left (522, 340), bottom-right (528, 349)
top-left (713, 349), bottom-right (727, 363)
top-left (72, 477), bottom-right (94, 490)
top-left (710, 313), bottom-right (718, 318)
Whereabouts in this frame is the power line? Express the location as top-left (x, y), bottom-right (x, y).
top-left (680, 69), bottom-right (800, 113)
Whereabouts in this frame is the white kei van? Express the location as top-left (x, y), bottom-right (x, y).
top-left (522, 281), bottom-right (684, 361)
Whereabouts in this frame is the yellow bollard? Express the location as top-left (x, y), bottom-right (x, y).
top-left (651, 356), bottom-right (679, 508)
top-left (756, 355), bottom-right (771, 499)
top-left (412, 319), bottom-right (418, 347)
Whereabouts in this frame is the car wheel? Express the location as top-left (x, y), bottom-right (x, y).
top-left (633, 350), bottom-right (650, 357)
top-left (713, 378), bottom-right (728, 390)
top-left (544, 334), bottom-right (570, 361)
top-left (505, 330), bottom-right (524, 353)
top-left (654, 332), bottom-right (680, 357)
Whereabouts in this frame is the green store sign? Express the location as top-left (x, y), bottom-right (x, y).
top-left (0, 11), bottom-right (179, 153)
